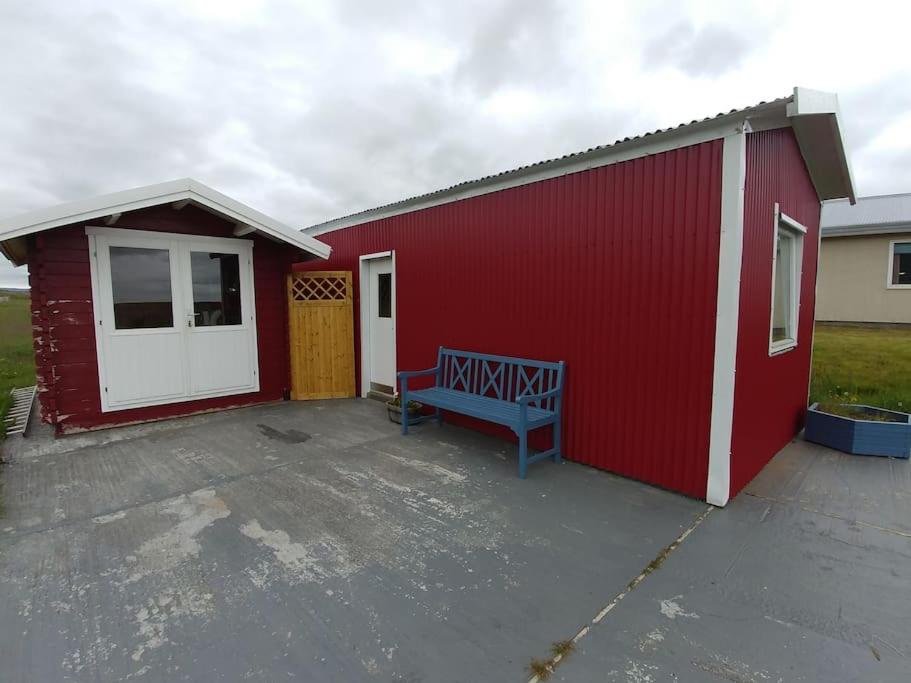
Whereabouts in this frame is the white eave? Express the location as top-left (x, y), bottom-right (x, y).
top-left (306, 86), bottom-right (857, 236)
top-left (0, 178), bottom-right (331, 266)
top-left (786, 87), bottom-right (857, 205)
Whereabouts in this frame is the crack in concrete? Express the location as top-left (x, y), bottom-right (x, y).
top-left (744, 491), bottom-right (911, 539)
top-left (525, 504), bottom-right (714, 683)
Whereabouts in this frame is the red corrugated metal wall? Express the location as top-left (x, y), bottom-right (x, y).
top-left (299, 141), bottom-right (724, 498)
top-left (27, 204), bottom-right (296, 433)
top-left (730, 128), bottom-right (821, 496)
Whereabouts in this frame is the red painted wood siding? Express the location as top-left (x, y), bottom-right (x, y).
top-left (299, 141), bottom-right (724, 498)
top-left (27, 205), bottom-right (296, 433)
top-left (730, 128), bottom-right (822, 496)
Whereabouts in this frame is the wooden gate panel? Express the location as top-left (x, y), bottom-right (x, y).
top-left (288, 271), bottom-right (355, 400)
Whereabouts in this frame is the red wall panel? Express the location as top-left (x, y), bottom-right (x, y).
top-left (730, 128), bottom-right (822, 496)
top-left (27, 204), bottom-right (296, 434)
top-left (299, 141), bottom-right (724, 498)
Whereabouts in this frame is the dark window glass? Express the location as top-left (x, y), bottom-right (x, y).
top-left (110, 246), bottom-right (174, 329)
top-left (191, 252), bottom-right (242, 326)
top-left (893, 243), bottom-right (911, 285)
top-left (377, 273), bottom-right (391, 318)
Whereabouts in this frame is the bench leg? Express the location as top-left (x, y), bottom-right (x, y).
top-left (436, 408), bottom-right (443, 427)
top-left (401, 388), bottom-right (409, 436)
top-left (552, 421), bottom-right (562, 464)
top-left (518, 430), bottom-right (528, 479)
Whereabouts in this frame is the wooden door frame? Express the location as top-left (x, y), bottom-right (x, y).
top-left (358, 251), bottom-right (396, 398)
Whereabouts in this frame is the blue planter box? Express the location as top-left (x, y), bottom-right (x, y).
top-left (805, 403), bottom-right (911, 459)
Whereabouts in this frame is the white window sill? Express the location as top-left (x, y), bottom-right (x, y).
top-left (769, 341), bottom-right (797, 357)
top-left (886, 284), bottom-right (911, 290)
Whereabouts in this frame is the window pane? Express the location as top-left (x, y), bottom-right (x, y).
top-left (110, 246), bottom-right (174, 329)
top-left (377, 273), bottom-right (391, 318)
top-left (191, 252), bottom-right (242, 326)
top-left (893, 245), bottom-right (911, 285)
top-left (772, 230), bottom-right (793, 342)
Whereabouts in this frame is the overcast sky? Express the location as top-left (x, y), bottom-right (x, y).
top-left (1, 0), bottom-right (909, 288)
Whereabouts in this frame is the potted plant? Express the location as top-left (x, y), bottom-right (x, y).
top-left (805, 402), bottom-right (911, 458)
top-left (385, 395), bottom-right (423, 425)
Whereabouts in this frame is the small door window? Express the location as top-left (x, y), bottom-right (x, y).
top-left (110, 246), bottom-right (174, 329)
top-left (191, 252), bottom-right (242, 326)
top-left (377, 272), bottom-right (392, 318)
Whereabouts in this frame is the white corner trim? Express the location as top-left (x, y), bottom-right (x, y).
top-left (707, 126), bottom-right (748, 507)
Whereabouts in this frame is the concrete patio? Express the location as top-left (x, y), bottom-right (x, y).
top-left (0, 399), bottom-right (909, 682)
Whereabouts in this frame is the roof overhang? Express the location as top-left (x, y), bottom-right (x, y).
top-left (0, 178), bottom-right (331, 266)
top-left (822, 222), bottom-right (911, 238)
top-left (786, 87), bottom-right (857, 205)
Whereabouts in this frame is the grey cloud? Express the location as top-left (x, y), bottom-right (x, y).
top-left (454, 0), bottom-right (570, 95)
top-left (0, 0), bottom-right (906, 291)
top-left (643, 21), bottom-right (754, 77)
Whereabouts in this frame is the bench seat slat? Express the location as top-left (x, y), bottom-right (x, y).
top-left (409, 387), bottom-right (556, 429)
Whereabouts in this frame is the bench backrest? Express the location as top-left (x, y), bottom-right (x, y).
top-left (436, 347), bottom-right (565, 412)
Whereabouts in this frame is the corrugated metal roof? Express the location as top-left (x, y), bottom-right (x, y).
top-left (306, 96), bottom-right (792, 235)
top-left (821, 192), bottom-right (911, 237)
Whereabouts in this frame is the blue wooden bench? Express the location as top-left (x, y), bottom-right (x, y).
top-left (398, 347), bottom-right (565, 478)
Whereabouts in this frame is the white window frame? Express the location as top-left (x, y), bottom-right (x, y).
top-left (768, 204), bottom-right (807, 356)
top-left (887, 239), bottom-right (911, 289)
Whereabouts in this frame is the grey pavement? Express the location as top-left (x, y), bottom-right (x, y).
top-left (0, 399), bottom-right (908, 682)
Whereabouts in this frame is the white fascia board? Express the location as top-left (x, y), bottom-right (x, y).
top-left (306, 101), bottom-right (790, 236)
top-left (0, 178), bottom-right (331, 263)
top-left (787, 87), bottom-right (857, 205)
top-left (706, 124), bottom-right (748, 507)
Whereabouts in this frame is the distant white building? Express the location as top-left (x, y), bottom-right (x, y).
top-left (818, 193), bottom-right (911, 324)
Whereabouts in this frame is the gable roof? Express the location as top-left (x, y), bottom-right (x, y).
top-left (821, 192), bottom-right (911, 237)
top-left (0, 178), bottom-right (331, 266)
top-left (306, 87), bottom-right (856, 236)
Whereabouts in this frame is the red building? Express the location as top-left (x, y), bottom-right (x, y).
top-left (0, 88), bottom-right (855, 505)
top-left (299, 88), bottom-right (854, 505)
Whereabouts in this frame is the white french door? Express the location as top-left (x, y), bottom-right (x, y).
top-left (87, 227), bottom-right (259, 412)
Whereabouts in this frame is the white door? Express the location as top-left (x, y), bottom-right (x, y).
top-left (89, 228), bottom-right (259, 412)
top-left (183, 241), bottom-right (258, 396)
top-left (367, 256), bottom-right (395, 392)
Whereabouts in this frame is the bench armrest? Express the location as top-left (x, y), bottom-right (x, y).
top-left (518, 387), bottom-right (562, 406)
top-left (398, 366), bottom-right (440, 380)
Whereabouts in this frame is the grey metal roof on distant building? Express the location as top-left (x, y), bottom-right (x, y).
top-left (821, 192), bottom-right (911, 237)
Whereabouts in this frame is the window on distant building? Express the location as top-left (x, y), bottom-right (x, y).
top-left (769, 205), bottom-right (807, 355)
top-left (889, 241), bottom-right (911, 287)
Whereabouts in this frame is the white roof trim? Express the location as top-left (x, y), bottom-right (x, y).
top-left (786, 87), bottom-right (857, 205)
top-left (305, 87), bottom-right (857, 237)
top-left (305, 100), bottom-right (787, 236)
top-left (0, 178), bottom-right (331, 265)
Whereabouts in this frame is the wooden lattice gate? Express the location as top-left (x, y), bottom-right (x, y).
top-left (287, 271), bottom-right (356, 400)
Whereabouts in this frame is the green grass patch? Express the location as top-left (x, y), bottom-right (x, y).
top-left (0, 290), bottom-right (36, 438)
top-left (810, 325), bottom-right (911, 412)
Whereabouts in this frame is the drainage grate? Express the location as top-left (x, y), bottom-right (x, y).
top-left (4, 385), bottom-right (36, 437)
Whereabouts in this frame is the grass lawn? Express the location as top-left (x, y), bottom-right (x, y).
top-left (0, 290), bottom-right (35, 438)
top-left (810, 324), bottom-right (911, 412)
